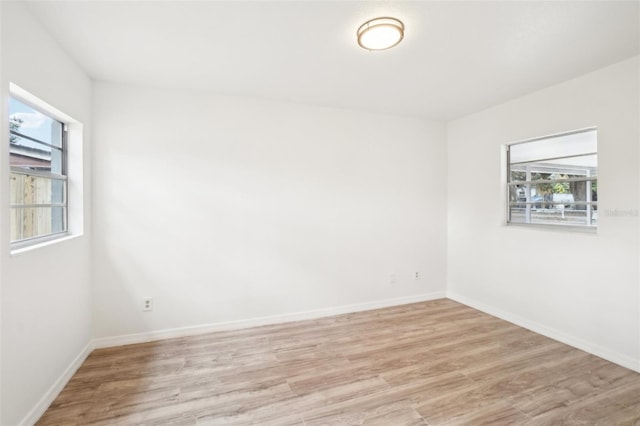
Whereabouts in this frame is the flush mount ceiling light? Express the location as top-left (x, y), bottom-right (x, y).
top-left (357, 17), bottom-right (404, 51)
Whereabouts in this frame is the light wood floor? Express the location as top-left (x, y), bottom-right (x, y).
top-left (37, 299), bottom-right (640, 425)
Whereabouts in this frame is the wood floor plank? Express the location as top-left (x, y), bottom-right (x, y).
top-left (36, 299), bottom-right (640, 425)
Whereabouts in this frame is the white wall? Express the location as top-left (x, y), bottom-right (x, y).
top-left (2, 4), bottom-right (637, 422)
top-left (92, 83), bottom-right (447, 339)
top-left (447, 56), bottom-right (640, 371)
top-left (0, 2), bottom-right (92, 425)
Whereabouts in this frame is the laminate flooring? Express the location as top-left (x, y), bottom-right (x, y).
top-left (37, 299), bottom-right (640, 425)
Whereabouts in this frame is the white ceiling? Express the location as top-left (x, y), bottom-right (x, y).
top-left (25, 1), bottom-right (639, 120)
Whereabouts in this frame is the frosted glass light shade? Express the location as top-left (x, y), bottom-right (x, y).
top-left (357, 17), bottom-right (404, 51)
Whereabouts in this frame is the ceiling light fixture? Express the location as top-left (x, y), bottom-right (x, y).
top-left (357, 17), bottom-right (404, 51)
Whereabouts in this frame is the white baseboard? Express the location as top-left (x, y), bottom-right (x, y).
top-left (93, 291), bottom-right (447, 349)
top-left (19, 341), bottom-right (95, 426)
top-left (447, 291), bottom-right (640, 373)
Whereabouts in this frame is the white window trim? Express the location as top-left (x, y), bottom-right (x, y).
top-left (9, 83), bottom-right (84, 253)
top-left (505, 127), bottom-right (598, 232)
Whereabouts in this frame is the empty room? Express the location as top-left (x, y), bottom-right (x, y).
top-left (1, 0), bottom-right (639, 425)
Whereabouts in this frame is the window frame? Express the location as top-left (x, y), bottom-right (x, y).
top-left (505, 128), bottom-right (598, 230)
top-left (9, 95), bottom-right (70, 248)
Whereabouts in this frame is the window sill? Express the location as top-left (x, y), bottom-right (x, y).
top-left (506, 222), bottom-right (598, 234)
top-left (11, 233), bottom-right (83, 256)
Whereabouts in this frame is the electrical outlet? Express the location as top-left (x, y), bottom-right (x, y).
top-left (143, 298), bottom-right (153, 311)
top-left (414, 271), bottom-right (421, 280)
top-left (390, 273), bottom-right (397, 285)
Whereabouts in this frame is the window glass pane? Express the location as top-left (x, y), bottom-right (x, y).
top-left (509, 205), bottom-right (595, 227)
top-left (509, 181), bottom-right (597, 208)
top-left (9, 98), bottom-right (62, 147)
top-left (509, 185), bottom-right (525, 205)
top-left (10, 207), bottom-right (66, 242)
top-left (510, 170), bottom-right (527, 182)
top-left (52, 179), bottom-right (66, 204)
top-left (50, 148), bottom-right (63, 174)
top-left (510, 154), bottom-right (597, 180)
top-left (10, 173), bottom-right (66, 205)
top-left (10, 135), bottom-right (63, 174)
top-left (8, 91), bottom-right (69, 246)
top-left (507, 129), bottom-right (597, 228)
top-left (534, 153), bottom-right (597, 171)
top-left (510, 130), bottom-right (596, 164)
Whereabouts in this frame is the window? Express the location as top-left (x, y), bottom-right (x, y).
top-left (9, 97), bottom-right (68, 244)
top-left (507, 128), bottom-right (597, 228)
